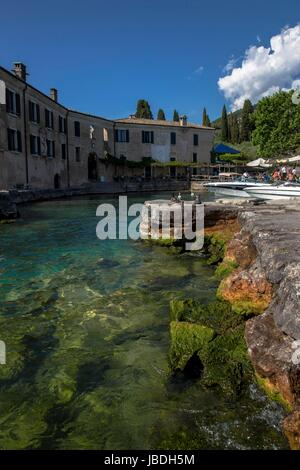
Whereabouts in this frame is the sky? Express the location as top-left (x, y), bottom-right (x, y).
top-left (1, 0), bottom-right (300, 123)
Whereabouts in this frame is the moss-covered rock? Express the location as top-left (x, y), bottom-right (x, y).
top-left (255, 373), bottom-right (293, 412)
top-left (215, 259), bottom-right (239, 280)
top-left (169, 321), bottom-right (215, 371)
top-left (168, 298), bottom-right (252, 395)
top-left (204, 234), bottom-right (227, 265)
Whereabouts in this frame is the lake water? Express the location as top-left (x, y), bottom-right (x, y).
top-left (0, 193), bottom-right (288, 449)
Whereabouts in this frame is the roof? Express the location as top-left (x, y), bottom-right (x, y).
top-left (115, 117), bottom-right (214, 130)
top-left (213, 143), bottom-right (241, 154)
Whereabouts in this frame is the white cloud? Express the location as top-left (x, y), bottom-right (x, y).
top-left (194, 65), bottom-right (204, 75)
top-left (218, 24), bottom-right (300, 110)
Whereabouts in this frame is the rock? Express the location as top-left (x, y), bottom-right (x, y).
top-left (218, 259), bottom-right (272, 315)
top-left (245, 313), bottom-right (296, 406)
top-left (283, 409), bottom-right (300, 450)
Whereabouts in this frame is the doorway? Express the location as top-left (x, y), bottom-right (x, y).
top-left (54, 173), bottom-right (60, 189)
top-left (88, 153), bottom-right (98, 180)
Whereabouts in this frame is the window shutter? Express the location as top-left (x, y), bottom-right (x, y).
top-left (7, 129), bottom-right (12, 151)
top-left (151, 131), bottom-right (154, 144)
top-left (17, 131), bottom-right (22, 152)
top-left (16, 93), bottom-right (21, 116)
top-left (142, 131), bottom-right (144, 143)
top-left (37, 137), bottom-right (41, 156)
top-left (29, 101), bottom-right (33, 121)
top-left (114, 129), bottom-right (119, 142)
top-left (52, 141), bottom-right (55, 158)
top-left (126, 130), bottom-right (129, 143)
top-left (37, 105), bottom-right (40, 123)
top-left (30, 135), bottom-right (34, 154)
top-left (5, 89), bottom-right (10, 113)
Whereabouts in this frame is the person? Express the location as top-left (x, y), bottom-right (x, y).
top-left (263, 173), bottom-right (271, 183)
top-left (272, 169), bottom-right (281, 181)
top-left (242, 171), bottom-right (249, 179)
top-left (177, 192), bottom-right (182, 200)
top-left (281, 165), bottom-right (287, 180)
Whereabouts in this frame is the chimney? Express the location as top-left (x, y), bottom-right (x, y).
top-left (13, 62), bottom-right (27, 81)
top-left (179, 115), bottom-right (187, 126)
top-left (50, 88), bottom-right (58, 102)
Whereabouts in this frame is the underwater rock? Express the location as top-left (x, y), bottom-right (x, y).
top-left (169, 321), bottom-right (215, 371)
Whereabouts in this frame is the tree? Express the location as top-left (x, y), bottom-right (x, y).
top-left (221, 105), bottom-right (229, 142)
top-left (202, 107), bottom-right (211, 127)
top-left (240, 99), bottom-right (254, 141)
top-left (135, 100), bottom-right (153, 119)
top-left (252, 90), bottom-right (300, 157)
top-left (230, 114), bottom-right (240, 144)
top-left (157, 108), bottom-right (166, 120)
top-left (173, 109), bottom-right (180, 122)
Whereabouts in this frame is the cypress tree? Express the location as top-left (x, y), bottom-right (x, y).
top-left (135, 100), bottom-right (153, 119)
top-left (240, 99), bottom-right (254, 141)
top-left (173, 109), bottom-right (180, 122)
top-left (157, 109), bottom-right (166, 120)
top-left (221, 105), bottom-right (229, 142)
top-left (202, 107), bottom-right (208, 126)
top-left (231, 114), bottom-right (240, 144)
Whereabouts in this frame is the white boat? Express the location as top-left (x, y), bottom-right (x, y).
top-left (203, 179), bottom-right (270, 198)
top-left (245, 183), bottom-right (300, 200)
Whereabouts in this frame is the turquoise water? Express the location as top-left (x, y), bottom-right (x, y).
top-left (0, 193), bottom-right (288, 449)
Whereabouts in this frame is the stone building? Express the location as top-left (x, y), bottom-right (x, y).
top-left (0, 63), bottom-right (215, 190)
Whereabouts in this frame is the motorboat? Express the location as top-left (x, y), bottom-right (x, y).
top-left (245, 182), bottom-right (300, 200)
top-left (203, 178), bottom-right (270, 198)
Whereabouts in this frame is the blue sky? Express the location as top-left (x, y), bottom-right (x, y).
top-left (1, 0), bottom-right (300, 122)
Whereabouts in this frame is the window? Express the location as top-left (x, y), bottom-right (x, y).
top-left (61, 143), bottom-right (66, 160)
top-left (170, 132), bottom-right (176, 145)
top-left (142, 130), bottom-right (154, 144)
top-left (115, 129), bottom-right (129, 143)
top-left (170, 157), bottom-right (176, 162)
top-left (7, 128), bottom-right (22, 152)
top-left (75, 146), bottom-right (80, 162)
top-left (6, 89), bottom-right (21, 116)
top-left (59, 116), bottom-right (67, 134)
top-left (74, 121), bottom-right (80, 137)
top-left (28, 101), bottom-right (40, 123)
top-left (46, 139), bottom-right (55, 158)
top-left (193, 134), bottom-right (199, 146)
top-left (45, 109), bottom-right (54, 129)
top-left (30, 135), bottom-right (41, 155)
top-left (193, 152), bottom-right (197, 163)
top-left (103, 128), bottom-right (109, 142)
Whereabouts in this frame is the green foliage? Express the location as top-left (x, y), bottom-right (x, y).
top-left (157, 108), bottom-right (166, 120)
top-left (221, 105), bottom-right (229, 142)
top-left (135, 99), bottom-right (153, 119)
top-left (173, 109), bottom-right (179, 122)
top-left (240, 99), bottom-right (254, 142)
top-left (252, 90), bottom-right (300, 157)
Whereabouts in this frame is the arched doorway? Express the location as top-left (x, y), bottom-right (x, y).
top-left (88, 153), bottom-right (98, 181)
top-left (54, 173), bottom-right (60, 189)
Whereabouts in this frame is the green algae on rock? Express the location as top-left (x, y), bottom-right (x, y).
top-left (169, 299), bottom-right (252, 396)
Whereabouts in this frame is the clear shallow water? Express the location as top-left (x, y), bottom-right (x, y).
top-left (0, 193), bottom-right (288, 449)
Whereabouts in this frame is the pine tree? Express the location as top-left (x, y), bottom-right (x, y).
top-left (173, 110), bottom-right (179, 122)
top-left (157, 109), bottom-right (166, 120)
top-left (240, 99), bottom-right (254, 141)
top-left (221, 105), bottom-right (229, 142)
top-left (135, 100), bottom-right (153, 119)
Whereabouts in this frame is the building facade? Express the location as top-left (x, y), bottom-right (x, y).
top-left (0, 63), bottom-right (215, 190)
